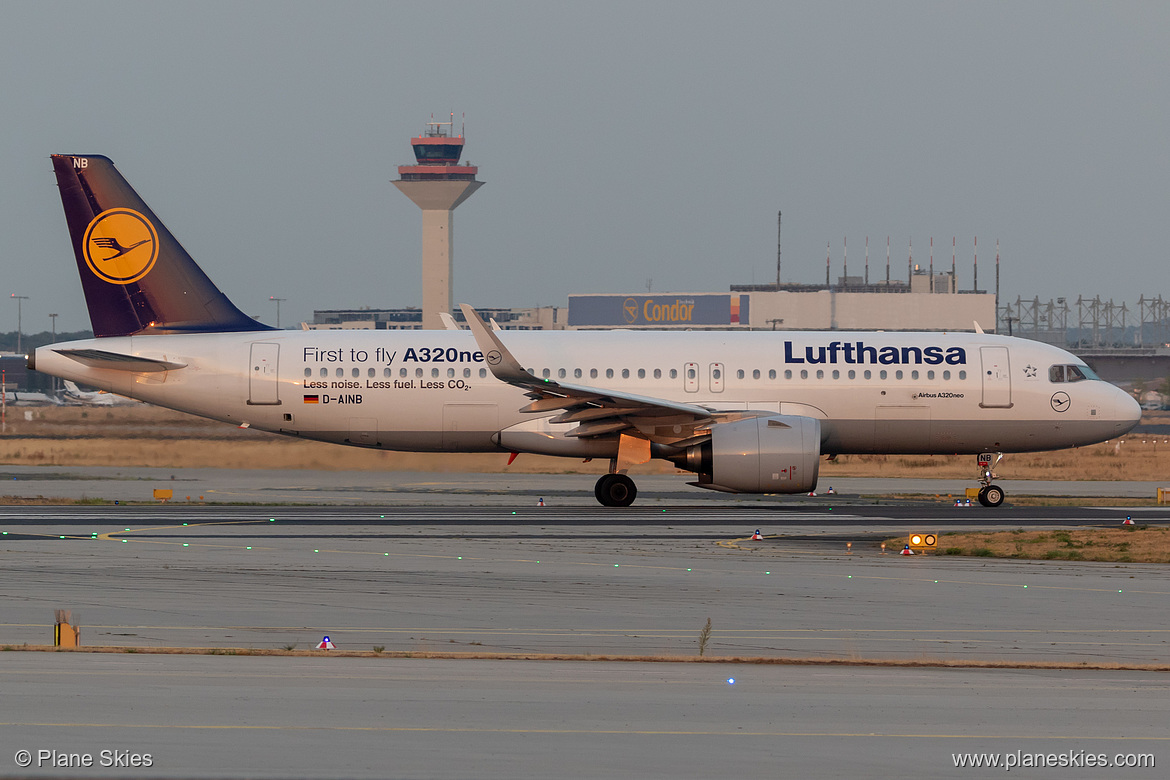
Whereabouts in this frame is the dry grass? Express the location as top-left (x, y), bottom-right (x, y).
top-left (898, 527), bottom-right (1170, 563)
top-left (5, 644), bottom-right (1169, 671)
top-left (1, 405), bottom-right (1168, 478)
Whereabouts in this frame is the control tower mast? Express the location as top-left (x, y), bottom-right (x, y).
top-left (393, 115), bottom-right (483, 330)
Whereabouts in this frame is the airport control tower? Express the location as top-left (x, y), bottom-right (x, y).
top-left (393, 116), bottom-right (483, 330)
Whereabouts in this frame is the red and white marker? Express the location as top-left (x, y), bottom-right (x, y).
top-left (316, 636), bottom-right (335, 650)
top-left (751, 529), bottom-right (763, 540)
top-left (537, 497), bottom-right (545, 507)
top-left (1122, 516), bottom-right (1135, 525)
top-left (900, 545), bottom-right (915, 555)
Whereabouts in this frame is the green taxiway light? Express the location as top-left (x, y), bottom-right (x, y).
top-left (183, 544), bottom-right (189, 547)
top-left (314, 549), bottom-right (319, 553)
top-left (121, 539), bottom-right (127, 543)
top-left (247, 546), bottom-right (252, 550)
top-left (269, 518), bottom-right (275, 522)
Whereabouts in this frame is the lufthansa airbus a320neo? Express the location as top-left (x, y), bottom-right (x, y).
top-left (29, 155), bottom-right (1141, 506)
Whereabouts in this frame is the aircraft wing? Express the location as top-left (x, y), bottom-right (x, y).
top-left (460, 304), bottom-right (762, 444)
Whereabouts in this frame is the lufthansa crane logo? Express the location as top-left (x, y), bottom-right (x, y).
top-left (82, 208), bottom-right (159, 285)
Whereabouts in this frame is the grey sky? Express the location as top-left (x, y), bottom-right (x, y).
top-left (2, 1), bottom-right (1167, 333)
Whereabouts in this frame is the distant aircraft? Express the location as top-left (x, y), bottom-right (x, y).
top-left (1, 390), bottom-right (62, 406)
top-left (61, 380), bottom-right (137, 407)
top-left (30, 155), bottom-right (1141, 506)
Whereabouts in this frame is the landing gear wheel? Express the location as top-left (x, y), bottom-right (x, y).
top-left (978, 484), bottom-right (1005, 507)
top-left (595, 474), bottom-right (637, 507)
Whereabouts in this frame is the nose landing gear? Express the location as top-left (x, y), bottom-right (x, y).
top-left (976, 453), bottom-right (1005, 507)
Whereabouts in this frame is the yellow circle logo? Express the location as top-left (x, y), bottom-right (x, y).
top-left (82, 208), bottom-right (159, 285)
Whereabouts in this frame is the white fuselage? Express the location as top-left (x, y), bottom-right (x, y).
top-left (33, 328), bottom-right (1140, 458)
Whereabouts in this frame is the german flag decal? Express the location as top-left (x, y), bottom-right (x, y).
top-left (303, 395), bottom-right (319, 404)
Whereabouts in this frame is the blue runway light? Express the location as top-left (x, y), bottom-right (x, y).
top-left (727, 678), bottom-right (735, 685)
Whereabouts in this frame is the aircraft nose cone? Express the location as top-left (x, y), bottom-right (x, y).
top-left (1116, 389), bottom-right (1142, 433)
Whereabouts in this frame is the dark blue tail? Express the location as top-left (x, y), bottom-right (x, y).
top-left (51, 154), bottom-right (272, 337)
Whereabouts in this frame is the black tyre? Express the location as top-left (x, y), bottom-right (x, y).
top-left (977, 486), bottom-right (990, 507)
top-left (595, 474), bottom-right (637, 507)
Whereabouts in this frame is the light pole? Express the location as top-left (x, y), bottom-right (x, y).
top-left (269, 297), bottom-right (286, 329)
top-left (11, 294), bottom-right (29, 354)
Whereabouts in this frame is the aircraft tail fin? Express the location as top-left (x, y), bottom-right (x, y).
top-left (50, 155), bottom-right (272, 337)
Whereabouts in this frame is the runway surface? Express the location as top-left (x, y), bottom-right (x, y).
top-left (2, 655), bottom-right (1166, 779)
top-left (2, 481), bottom-right (1168, 778)
top-left (1, 464), bottom-right (1167, 504)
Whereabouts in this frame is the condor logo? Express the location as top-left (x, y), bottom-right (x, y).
top-left (81, 208), bottom-right (159, 285)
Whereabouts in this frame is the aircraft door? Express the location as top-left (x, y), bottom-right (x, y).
top-left (709, 363), bottom-right (725, 393)
top-left (979, 346), bottom-right (1012, 408)
top-left (684, 363), bottom-right (699, 393)
top-left (248, 343), bottom-right (281, 405)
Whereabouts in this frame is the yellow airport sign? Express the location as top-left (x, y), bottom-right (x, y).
top-left (908, 532), bottom-right (937, 550)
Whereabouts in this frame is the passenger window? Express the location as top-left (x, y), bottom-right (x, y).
top-left (463, 368), bottom-right (470, 378)
top-left (880, 370), bottom-right (888, 380)
top-left (816, 369), bottom-right (824, 379)
top-left (712, 368), bottom-right (722, 380)
top-left (943, 370), bottom-right (951, 380)
top-left (864, 370), bottom-right (872, 380)
top-left (753, 369), bottom-right (761, 380)
top-left (303, 368), bottom-right (311, 378)
top-left (320, 367), bottom-right (328, 377)
top-left (479, 368), bottom-right (487, 378)
top-left (351, 368), bottom-right (360, 378)
top-left (638, 369), bottom-right (645, 379)
top-left (768, 369), bottom-right (776, 380)
top-left (574, 368), bottom-right (582, 379)
top-left (927, 370), bottom-right (935, 380)
top-left (621, 369), bottom-right (630, 379)
top-left (444, 368), bottom-right (452, 378)
top-left (737, 370), bottom-right (745, 380)
top-left (384, 368), bottom-right (392, 378)
top-left (336, 368), bottom-right (344, 378)
top-left (591, 369), bottom-right (598, 379)
top-left (368, 367), bottom-right (375, 378)
top-left (432, 368), bottom-right (440, 378)
top-left (911, 370), bottom-right (919, 380)
top-left (558, 368), bottom-right (567, 379)
top-left (848, 369), bottom-right (855, 379)
top-left (400, 368), bottom-right (407, 378)
top-left (958, 370), bottom-right (967, 380)
top-left (800, 370), bottom-right (808, 379)
top-left (895, 370), bottom-right (903, 380)
top-left (670, 369), bottom-right (678, 379)
top-left (607, 369), bottom-right (615, 379)
top-left (416, 368), bottom-right (423, 378)
top-left (784, 370), bottom-right (792, 379)
top-left (542, 368), bottom-right (550, 379)
top-left (653, 368), bottom-right (662, 379)
top-left (687, 368), bottom-right (696, 379)
top-left (1049, 365), bottom-right (1065, 382)
top-left (832, 369), bottom-right (839, 379)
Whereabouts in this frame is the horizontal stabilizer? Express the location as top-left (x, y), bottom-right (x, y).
top-left (54, 348), bottom-right (187, 373)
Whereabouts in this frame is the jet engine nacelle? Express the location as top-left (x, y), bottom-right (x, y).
top-left (688, 415), bottom-right (821, 494)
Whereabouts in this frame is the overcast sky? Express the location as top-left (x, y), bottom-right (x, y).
top-left (2, 1), bottom-right (1167, 333)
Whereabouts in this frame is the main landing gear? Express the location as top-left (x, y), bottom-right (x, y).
top-left (976, 453), bottom-right (1005, 507)
top-left (595, 473), bottom-right (637, 507)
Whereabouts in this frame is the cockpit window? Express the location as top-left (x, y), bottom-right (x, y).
top-left (1049, 363), bottom-right (1098, 383)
